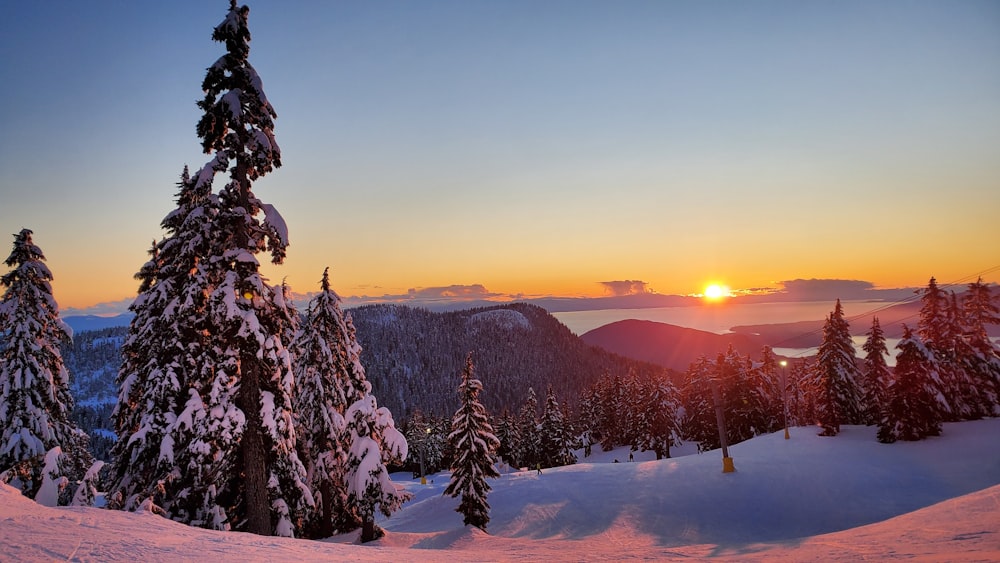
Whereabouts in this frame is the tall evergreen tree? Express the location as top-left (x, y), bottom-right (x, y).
top-left (111, 2), bottom-right (310, 536)
top-left (859, 317), bottom-right (892, 426)
top-left (917, 277), bottom-right (950, 346)
top-left (291, 268), bottom-right (368, 538)
top-left (194, 0), bottom-right (311, 537)
top-left (680, 357), bottom-right (718, 452)
top-left (878, 326), bottom-right (944, 442)
top-left (941, 292), bottom-right (978, 419)
top-left (516, 387), bottom-right (539, 468)
top-left (720, 345), bottom-right (772, 443)
top-left (537, 386), bottom-right (577, 468)
top-left (493, 408), bottom-right (521, 468)
top-left (811, 300), bottom-right (861, 435)
top-left (0, 230), bottom-right (83, 502)
top-left (754, 346), bottom-right (783, 433)
top-left (290, 269), bottom-right (409, 541)
top-left (916, 277), bottom-right (961, 421)
top-left (444, 354), bottom-right (500, 531)
top-left (961, 278), bottom-right (1000, 416)
top-left (595, 374), bottom-right (627, 451)
top-left (108, 166), bottom-right (219, 516)
top-left (633, 375), bottom-right (681, 460)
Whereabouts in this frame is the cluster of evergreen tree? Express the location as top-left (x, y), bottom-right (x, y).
top-left (680, 345), bottom-right (783, 451)
top-left (106, 2), bottom-right (406, 541)
top-left (793, 281), bottom-right (999, 443)
top-left (578, 370), bottom-right (681, 459)
top-left (0, 229), bottom-right (101, 507)
top-left (399, 410), bottom-right (451, 479)
top-left (492, 386), bottom-right (579, 470)
top-left (671, 281), bottom-right (999, 449)
top-left (877, 278), bottom-right (1000, 442)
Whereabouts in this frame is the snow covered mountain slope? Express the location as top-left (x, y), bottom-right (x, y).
top-left (2, 419), bottom-right (998, 561)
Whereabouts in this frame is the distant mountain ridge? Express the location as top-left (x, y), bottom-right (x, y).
top-left (63, 314), bottom-right (133, 334)
top-left (580, 319), bottom-right (768, 373)
top-left (729, 300), bottom-right (1000, 348)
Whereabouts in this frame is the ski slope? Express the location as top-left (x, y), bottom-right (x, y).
top-left (2, 419), bottom-right (998, 561)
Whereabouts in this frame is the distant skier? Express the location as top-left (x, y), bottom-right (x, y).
top-left (536, 463), bottom-right (542, 475)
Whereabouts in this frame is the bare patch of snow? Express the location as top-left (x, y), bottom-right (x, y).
top-left (469, 309), bottom-right (531, 332)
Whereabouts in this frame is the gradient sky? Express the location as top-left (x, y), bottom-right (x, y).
top-left (1, 1), bottom-right (998, 313)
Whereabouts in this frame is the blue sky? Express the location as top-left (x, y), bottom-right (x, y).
top-left (1, 1), bottom-right (998, 313)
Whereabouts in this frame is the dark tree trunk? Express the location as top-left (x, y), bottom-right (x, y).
top-left (239, 357), bottom-right (271, 536)
top-left (231, 159), bottom-right (271, 536)
top-left (360, 518), bottom-right (377, 543)
top-left (319, 480), bottom-right (334, 538)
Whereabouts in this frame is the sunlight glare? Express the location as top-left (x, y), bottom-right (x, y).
top-left (704, 284), bottom-right (730, 301)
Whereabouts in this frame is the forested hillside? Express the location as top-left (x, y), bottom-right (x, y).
top-left (62, 326), bottom-right (125, 460)
top-left (58, 303), bottom-right (670, 460)
top-left (350, 302), bottom-right (669, 418)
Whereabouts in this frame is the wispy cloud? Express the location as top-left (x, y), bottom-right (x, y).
top-left (599, 280), bottom-right (653, 297)
top-left (739, 279), bottom-right (918, 303)
top-left (343, 284), bottom-right (507, 309)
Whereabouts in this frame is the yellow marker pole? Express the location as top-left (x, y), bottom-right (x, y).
top-left (711, 379), bottom-right (735, 473)
top-left (722, 456), bottom-right (735, 473)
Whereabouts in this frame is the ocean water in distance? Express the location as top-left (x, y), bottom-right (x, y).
top-left (553, 300), bottom-right (906, 365)
top-left (551, 300), bottom-right (885, 336)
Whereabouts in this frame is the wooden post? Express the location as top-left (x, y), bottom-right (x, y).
top-left (780, 360), bottom-right (790, 440)
top-left (711, 379), bottom-right (735, 473)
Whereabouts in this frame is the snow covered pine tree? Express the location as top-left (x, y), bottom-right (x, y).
top-left (292, 271), bottom-right (408, 543)
top-left (537, 385), bottom-right (577, 469)
top-left (444, 354), bottom-right (500, 531)
top-left (878, 326), bottom-right (945, 443)
top-left (811, 300), bottom-right (862, 436)
top-left (961, 278), bottom-right (1000, 416)
top-left (344, 394), bottom-right (410, 542)
top-left (0, 229), bottom-right (93, 505)
top-left (110, 1), bottom-right (310, 536)
top-left (108, 166), bottom-right (221, 517)
top-left (860, 317), bottom-right (892, 426)
top-left (190, 0), bottom-right (311, 537)
top-left (291, 268), bottom-right (385, 538)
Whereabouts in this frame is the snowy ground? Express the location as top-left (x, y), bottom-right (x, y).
top-left (2, 420), bottom-right (999, 561)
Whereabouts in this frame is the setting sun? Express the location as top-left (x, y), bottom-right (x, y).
top-left (704, 283), bottom-right (730, 301)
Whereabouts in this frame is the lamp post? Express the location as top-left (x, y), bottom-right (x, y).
top-left (779, 360), bottom-right (789, 440)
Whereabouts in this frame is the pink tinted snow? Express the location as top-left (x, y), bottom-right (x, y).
top-left (1, 419), bottom-right (998, 561)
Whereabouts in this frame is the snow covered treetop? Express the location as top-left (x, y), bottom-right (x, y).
top-left (4, 229), bottom-right (45, 269)
top-left (1, 229), bottom-right (55, 296)
top-left (198, 0), bottom-right (280, 178)
top-left (213, 1), bottom-right (251, 61)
